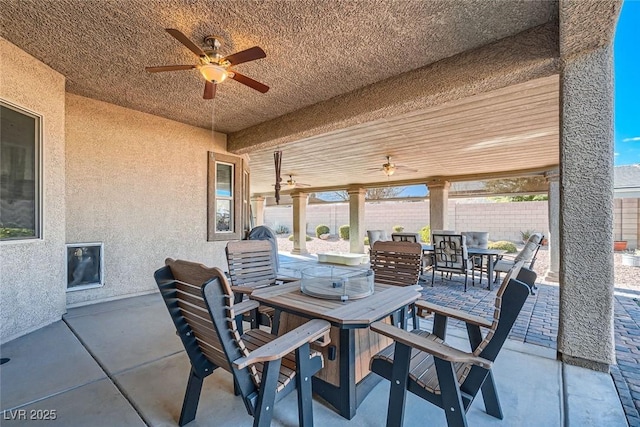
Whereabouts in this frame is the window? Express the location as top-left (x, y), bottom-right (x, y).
top-left (207, 152), bottom-right (247, 241)
top-left (1, 101), bottom-right (41, 241)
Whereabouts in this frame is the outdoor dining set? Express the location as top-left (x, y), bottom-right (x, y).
top-left (153, 228), bottom-right (543, 427)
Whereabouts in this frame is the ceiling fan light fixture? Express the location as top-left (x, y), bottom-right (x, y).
top-left (383, 164), bottom-right (396, 176)
top-left (198, 64), bottom-right (228, 83)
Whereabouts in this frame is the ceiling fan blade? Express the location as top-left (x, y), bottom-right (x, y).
top-left (223, 46), bottom-right (266, 65)
top-left (230, 71), bottom-right (269, 93)
top-left (145, 65), bottom-right (196, 73)
top-left (166, 28), bottom-right (207, 57)
top-left (203, 81), bottom-right (216, 99)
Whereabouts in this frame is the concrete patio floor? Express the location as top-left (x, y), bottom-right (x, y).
top-left (0, 254), bottom-right (630, 426)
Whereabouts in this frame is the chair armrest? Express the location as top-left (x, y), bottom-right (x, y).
top-left (231, 285), bottom-right (267, 295)
top-left (276, 276), bottom-right (298, 284)
top-left (233, 319), bottom-right (331, 369)
top-left (415, 300), bottom-right (492, 329)
top-left (370, 321), bottom-right (492, 369)
top-left (234, 299), bottom-right (260, 315)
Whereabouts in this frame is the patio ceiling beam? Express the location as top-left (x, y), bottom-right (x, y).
top-left (228, 23), bottom-right (559, 154)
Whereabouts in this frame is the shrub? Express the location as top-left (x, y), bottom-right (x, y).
top-left (315, 224), bottom-right (330, 238)
top-left (488, 241), bottom-right (517, 253)
top-left (392, 225), bottom-right (404, 233)
top-left (288, 234), bottom-right (312, 241)
top-left (273, 224), bottom-right (289, 234)
top-left (338, 225), bottom-right (350, 240)
top-left (0, 227), bottom-right (34, 239)
top-left (419, 225), bottom-right (431, 243)
top-left (364, 236), bottom-right (370, 246)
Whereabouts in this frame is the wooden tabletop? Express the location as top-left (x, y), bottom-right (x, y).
top-left (250, 281), bottom-right (422, 328)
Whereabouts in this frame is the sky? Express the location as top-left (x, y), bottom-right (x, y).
top-left (614, 0), bottom-right (640, 165)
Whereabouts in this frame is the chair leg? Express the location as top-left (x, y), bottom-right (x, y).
top-left (480, 370), bottom-right (503, 419)
top-left (434, 357), bottom-right (468, 427)
top-left (254, 359), bottom-right (281, 427)
top-left (179, 368), bottom-right (204, 426)
top-left (463, 273), bottom-right (467, 292)
top-left (386, 342), bottom-right (412, 427)
top-left (431, 269), bottom-right (435, 287)
top-left (295, 343), bottom-right (314, 427)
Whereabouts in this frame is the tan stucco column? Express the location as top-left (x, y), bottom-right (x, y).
top-left (544, 170), bottom-right (559, 282)
top-left (348, 187), bottom-right (366, 254)
top-left (291, 192), bottom-right (308, 255)
top-left (427, 180), bottom-right (451, 231)
top-left (250, 196), bottom-right (265, 227)
top-left (557, 1), bottom-right (620, 371)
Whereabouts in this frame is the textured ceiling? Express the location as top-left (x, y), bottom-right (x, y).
top-left (0, 0), bottom-right (556, 134)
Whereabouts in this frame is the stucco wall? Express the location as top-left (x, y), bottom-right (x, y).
top-left (65, 94), bottom-right (231, 306)
top-left (0, 38), bottom-right (67, 343)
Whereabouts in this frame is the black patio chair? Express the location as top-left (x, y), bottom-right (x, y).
top-left (370, 261), bottom-right (534, 427)
top-left (154, 258), bottom-right (330, 427)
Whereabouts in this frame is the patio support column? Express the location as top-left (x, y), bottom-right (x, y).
top-left (250, 196), bottom-right (265, 227)
top-left (544, 170), bottom-right (559, 282)
top-left (348, 187), bottom-right (366, 254)
top-left (291, 192), bottom-right (309, 255)
top-left (557, 23), bottom-right (616, 371)
top-left (427, 180), bottom-right (451, 232)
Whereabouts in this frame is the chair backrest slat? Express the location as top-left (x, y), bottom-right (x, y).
top-left (370, 241), bottom-right (422, 287)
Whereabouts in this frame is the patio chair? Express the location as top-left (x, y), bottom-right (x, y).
top-left (154, 258), bottom-right (330, 427)
top-left (493, 232), bottom-right (543, 291)
top-left (367, 229), bottom-right (389, 247)
top-left (369, 240), bottom-right (423, 329)
top-left (226, 240), bottom-right (296, 330)
top-left (431, 234), bottom-right (474, 291)
top-left (370, 261), bottom-right (532, 427)
top-left (461, 231), bottom-right (489, 280)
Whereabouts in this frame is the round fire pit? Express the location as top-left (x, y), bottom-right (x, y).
top-left (300, 266), bottom-right (374, 301)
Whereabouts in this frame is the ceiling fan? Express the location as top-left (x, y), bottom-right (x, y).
top-left (369, 156), bottom-right (417, 177)
top-left (145, 29), bottom-right (269, 99)
top-left (284, 175), bottom-right (311, 189)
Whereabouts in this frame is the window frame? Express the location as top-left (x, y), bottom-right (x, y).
top-left (0, 99), bottom-right (42, 242)
top-left (207, 152), bottom-right (244, 241)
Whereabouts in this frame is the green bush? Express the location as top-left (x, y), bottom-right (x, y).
top-left (392, 225), bottom-right (404, 233)
top-left (339, 225), bottom-right (350, 240)
top-left (0, 227), bottom-right (34, 239)
top-left (488, 241), bottom-right (517, 253)
top-left (364, 236), bottom-right (370, 246)
top-left (419, 225), bottom-right (431, 243)
top-left (288, 234), bottom-right (312, 241)
top-left (315, 224), bottom-right (330, 237)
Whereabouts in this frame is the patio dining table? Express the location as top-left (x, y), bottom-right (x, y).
top-left (422, 244), bottom-right (506, 290)
top-left (249, 280), bottom-right (422, 420)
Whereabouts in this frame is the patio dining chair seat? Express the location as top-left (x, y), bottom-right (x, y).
top-left (154, 258), bottom-right (330, 427)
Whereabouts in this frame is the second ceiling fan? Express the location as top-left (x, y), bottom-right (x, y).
top-left (146, 29), bottom-right (269, 99)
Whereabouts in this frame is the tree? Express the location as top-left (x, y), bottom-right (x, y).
top-left (319, 186), bottom-right (408, 201)
top-left (483, 177), bottom-right (548, 201)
